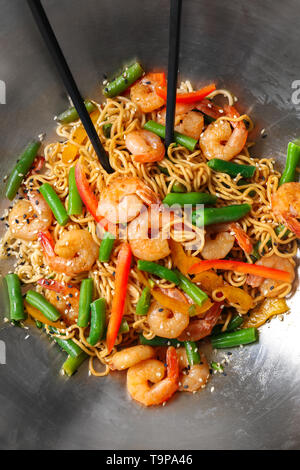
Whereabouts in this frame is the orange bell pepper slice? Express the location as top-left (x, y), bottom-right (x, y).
top-left (214, 285), bottom-right (254, 312)
top-left (24, 301), bottom-right (61, 328)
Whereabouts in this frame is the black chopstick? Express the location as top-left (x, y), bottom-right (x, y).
top-left (165, 0), bottom-right (182, 150)
top-left (26, 0), bottom-right (114, 174)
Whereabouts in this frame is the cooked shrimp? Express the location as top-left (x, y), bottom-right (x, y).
top-left (37, 279), bottom-right (79, 326)
top-left (125, 130), bottom-right (165, 163)
top-left (97, 176), bottom-right (160, 224)
top-left (108, 345), bottom-right (155, 370)
top-left (201, 232), bottom-right (235, 260)
top-left (177, 348), bottom-right (210, 392)
top-left (9, 190), bottom-right (52, 241)
top-left (39, 229), bottom-right (98, 276)
top-left (127, 205), bottom-right (171, 261)
top-left (127, 346), bottom-right (179, 406)
top-left (272, 182), bottom-right (300, 237)
top-left (157, 104), bottom-right (204, 139)
top-left (147, 288), bottom-right (189, 338)
top-left (196, 99), bottom-right (224, 120)
top-left (178, 302), bottom-right (222, 341)
top-left (247, 254), bottom-right (295, 297)
top-left (130, 73), bottom-right (165, 113)
top-left (200, 105), bottom-right (247, 161)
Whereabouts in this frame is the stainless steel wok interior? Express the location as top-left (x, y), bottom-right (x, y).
top-left (0, 0), bottom-right (299, 450)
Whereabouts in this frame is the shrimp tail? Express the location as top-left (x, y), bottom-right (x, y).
top-left (283, 214), bottom-right (300, 238)
top-left (39, 230), bottom-right (55, 257)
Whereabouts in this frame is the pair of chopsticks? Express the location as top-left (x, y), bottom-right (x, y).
top-left (27, 0), bottom-right (182, 172)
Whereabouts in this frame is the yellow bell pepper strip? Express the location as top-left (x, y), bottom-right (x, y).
top-left (169, 239), bottom-right (200, 275)
top-left (151, 288), bottom-right (212, 318)
top-left (214, 285), bottom-right (254, 312)
top-left (243, 298), bottom-right (289, 328)
top-left (24, 301), bottom-right (61, 328)
top-left (229, 223), bottom-right (253, 254)
top-left (188, 259), bottom-right (293, 283)
top-left (61, 111), bottom-right (100, 163)
top-left (106, 243), bottom-right (132, 353)
top-left (192, 271), bottom-right (224, 293)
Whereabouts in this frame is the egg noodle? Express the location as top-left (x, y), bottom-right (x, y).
top-left (0, 81), bottom-right (297, 379)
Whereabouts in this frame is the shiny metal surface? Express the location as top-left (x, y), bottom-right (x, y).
top-left (0, 0), bottom-right (299, 450)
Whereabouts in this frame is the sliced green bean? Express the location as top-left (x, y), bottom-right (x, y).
top-left (103, 63), bottom-right (144, 98)
top-left (99, 232), bottom-right (115, 263)
top-left (144, 120), bottom-right (198, 152)
top-left (5, 273), bottom-right (26, 321)
top-left (87, 298), bottom-right (106, 346)
top-left (62, 352), bottom-right (88, 377)
top-left (51, 331), bottom-right (83, 358)
top-left (139, 334), bottom-right (183, 347)
top-left (77, 278), bottom-right (93, 328)
top-left (103, 123), bottom-right (112, 138)
top-left (211, 327), bottom-right (258, 349)
top-left (136, 286), bottom-right (151, 315)
top-left (207, 158), bottom-right (256, 179)
top-left (212, 314), bottom-right (243, 335)
top-left (137, 260), bottom-right (180, 285)
top-left (184, 341), bottom-right (201, 366)
top-left (171, 182), bottom-right (186, 193)
top-left (5, 139), bottom-right (41, 200)
top-left (119, 318), bottom-right (129, 334)
top-left (174, 270), bottom-right (208, 307)
top-left (40, 183), bottom-right (69, 226)
top-left (56, 100), bottom-right (96, 124)
top-left (68, 166), bottom-right (82, 215)
top-left (279, 140), bottom-right (300, 186)
top-left (25, 290), bottom-right (61, 322)
top-left (192, 203), bottom-right (251, 227)
top-left (163, 192), bottom-right (217, 207)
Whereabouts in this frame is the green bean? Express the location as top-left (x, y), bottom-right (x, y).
top-left (5, 139), bottom-right (41, 200)
top-left (103, 123), bottom-right (112, 138)
top-left (99, 232), bottom-right (115, 263)
top-left (171, 182), bottom-right (186, 193)
top-left (103, 63), bottom-right (144, 98)
top-left (56, 100), bottom-right (96, 124)
top-left (40, 183), bottom-right (69, 226)
top-left (158, 165), bottom-right (170, 176)
top-left (279, 140), bottom-right (300, 186)
top-left (212, 314), bottom-right (243, 335)
top-left (251, 224), bottom-right (290, 262)
top-left (174, 270), bottom-right (208, 307)
top-left (5, 273), bottom-right (26, 321)
top-left (211, 361), bottom-right (224, 372)
top-left (50, 328), bottom-right (83, 358)
top-left (163, 192), bottom-right (217, 207)
top-left (211, 327), bottom-right (258, 349)
top-left (137, 260), bottom-right (180, 285)
top-left (144, 120), bottom-right (198, 152)
top-left (68, 166), bottom-right (82, 215)
top-left (119, 318), bottom-right (129, 334)
top-left (207, 158), bottom-right (256, 178)
top-left (62, 352), bottom-right (88, 377)
top-left (139, 334), bottom-right (183, 347)
top-left (25, 290), bottom-right (61, 322)
top-left (77, 278), bottom-right (93, 327)
top-left (192, 203), bottom-right (251, 227)
top-left (35, 320), bottom-right (43, 329)
top-left (87, 298), bottom-right (106, 346)
top-left (136, 286), bottom-right (151, 315)
top-left (184, 341), bottom-right (201, 366)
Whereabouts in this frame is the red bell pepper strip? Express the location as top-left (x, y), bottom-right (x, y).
top-left (229, 223), bottom-right (253, 254)
top-left (188, 259), bottom-right (293, 283)
top-left (74, 162), bottom-right (112, 232)
top-left (156, 83), bottom-right (216, 104)
top-left (106, 243), bottom-right (132, 353)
